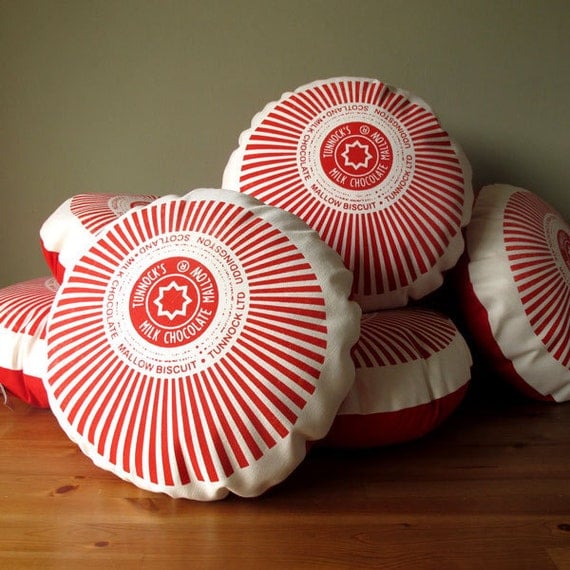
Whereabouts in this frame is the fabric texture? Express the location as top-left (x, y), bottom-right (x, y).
top-left (222, 76), bottom-right (473, 310)
top-left (45, 189), bottom-right (361, 500)
top-left (457, 184), bottom-right (570, 402)
top-left (322, 308), bottom-right (472, 448)
top-left (40, 193), bottom-right (158, 282)
top-left (0, 277), bottom-right (58, 408)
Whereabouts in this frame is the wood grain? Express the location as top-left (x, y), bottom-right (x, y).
top-left (1, 380), bottom-right (569, 569)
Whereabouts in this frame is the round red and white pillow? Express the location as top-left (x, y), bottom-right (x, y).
top-left (0, 276), bottom-right (58, 408)
top-left (40, 193), bottom-right (159, 283)
top-left (322, 308), bottom-right (472, 448)
top-left (45, 188), bottom-right (361, 500)
top-left (457, 184), bottom-right (570, 402)
top-left (223, 76), bottom-right (473, 311)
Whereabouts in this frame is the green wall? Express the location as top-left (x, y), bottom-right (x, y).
top-left (1, 0), bottom-right (568, 286)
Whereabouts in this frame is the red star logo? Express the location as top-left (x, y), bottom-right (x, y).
top-left (153, 280), bottom-right (192, 321)
top-left (341, 140), bottom-right (373, 170)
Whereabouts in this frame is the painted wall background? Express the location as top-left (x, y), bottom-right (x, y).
top-left (1, 0), bottom-right (568, 286)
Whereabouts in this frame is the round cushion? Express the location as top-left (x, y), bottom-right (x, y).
top-left (40, 193), bottom-right (158, 282)
top-left (456, 184), bottom-right (570, 402)
top-left (45, 188), bottom-right (361, 500)
top-left (223, 76), bottom-right (473, 310)
top-left (0, 276), bottom-right (57, 408)
top-left (322, 308), bottom-right (472, 448)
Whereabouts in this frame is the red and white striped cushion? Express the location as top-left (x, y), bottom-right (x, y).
top-left (45, 189), bottom-right (361, 500)
top-left (40, 193), bottom-right (158, 282)
top-left (457, 184), bottom-right (570, 402)
top-left (0, 277), bottom-right (57, 408)
top-left (323, 308), bottom-right (472, 448)
top-left (223, 77), bottom-right (473, 311)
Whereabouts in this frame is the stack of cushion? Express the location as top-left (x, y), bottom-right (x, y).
top-left (3, 76), bottom-right (567, 500)
top-left (223, 76), bottom-right (475, 447)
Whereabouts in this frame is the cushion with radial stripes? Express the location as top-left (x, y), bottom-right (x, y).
top-left (40, 193), bottom-right (159, 283)
top-left (0, 276), bottom-right (58, 408)
top-left (322, 308), bottom-right (472, 448)
top-left (222, 76), bottom-right (473, 311)
top-left (45, 188), bottom-right (361, 501)
top-left (456, 184), bottom-right (570, 402)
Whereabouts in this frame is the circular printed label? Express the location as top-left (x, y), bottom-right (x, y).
top-left (298, 104), bottom-right (414, 213)
top-left (319, 121), bottom-right (394, 191)
top-left (129, 257), bottom-right (219, 348)
top-left (44, 276), bottom-right (60, 293)
top-left (103, 231), bottom-right (248, 376)
top-left (107, 195), bottom-right (156, 216)
top-left (543, 214), bottom-right (570, 287)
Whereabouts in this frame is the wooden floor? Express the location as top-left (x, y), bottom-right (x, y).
top-left (1, 378), bottom-right (569, 569)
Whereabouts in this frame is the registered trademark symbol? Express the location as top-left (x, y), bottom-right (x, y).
top-left (177, 260), bottom-right (190, 272)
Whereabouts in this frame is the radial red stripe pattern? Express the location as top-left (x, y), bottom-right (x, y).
top-left (352, 309), bottom-right (458, 369)
top-left (228, 78), bottom-right (468, 302)
top-left (504, 191), bottom-right (570, 367)
top-left (69, 193), bottom-right (157, 234)
top-left (0, 277), bottom-right (58, 336)
top-left (47, 196), bottom-right (330, 492)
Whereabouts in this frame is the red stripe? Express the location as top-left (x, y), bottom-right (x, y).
top-left (229, 346), bottom-right (301, 427)
top-left (95, 364), bottom-right (134, 459)
top-left (170, 381), bottom-right (190, 485)
top-left (207, 366), bottom-right (262, 465)
top-left (238, 329), bottom-right (320, 394)
top-left (247, 307), bottom-right (327, 335)
top-left (120, 375), bottom-right (146, 476)
top-left (188, 377), bottom-right (219, 482)
top-left (193, 374), bottom-right (227, 482)
top-left (132, 377), bottom-right (154, 480)
top-left (178, 379), bottom-right (204, 482)
top-left (214, 359), bottom-right (277, 450)
top-left (246, 314), bottom-right (326, 352)
top-left (200, 369), bottom-right (250, 476)
top-left (248, 302), bottom-right (326, 322)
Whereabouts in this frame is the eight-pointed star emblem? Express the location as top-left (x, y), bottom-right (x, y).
top-left (341, 140), bottom-right (373, 170)
top-left (153, 280), bottom-right (192, 320)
